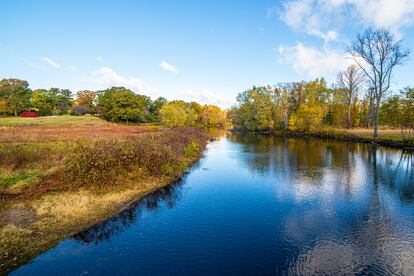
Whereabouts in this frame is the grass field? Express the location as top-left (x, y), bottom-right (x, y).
top-left (0, 115), bottom-right (161, 143)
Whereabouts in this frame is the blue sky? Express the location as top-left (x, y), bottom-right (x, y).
top-left (1, 0), bottom-right (414, 107)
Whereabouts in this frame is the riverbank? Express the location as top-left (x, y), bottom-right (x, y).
top-left (230, 128), bottom-right (414, 150)
top-left (0, 116), bottom-right (210, 274)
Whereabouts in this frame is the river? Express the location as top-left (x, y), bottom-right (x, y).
top-left (12, 132), bottom-right (414, 275)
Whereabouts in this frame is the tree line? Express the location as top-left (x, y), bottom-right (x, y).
top-left (228, 28), bottom-right (412, 141)
top-left (0, 80), bottom-right (226, 128)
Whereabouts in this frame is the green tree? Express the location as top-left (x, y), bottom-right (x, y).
top-left (0, 78), bottom-right (32, 116)
top-left (149, 97), bottom-right (167, 120)
top-left (159, 103), bottom-right (188, 127)
top-left (97, 87), bottom-right (147, 123)
top-left (32, 89), bottom-right (54, 115)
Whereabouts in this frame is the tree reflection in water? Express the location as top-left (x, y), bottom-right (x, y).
top-left (228, 132), bottom-right (414, 204)
top-left (72, 179), bottom-right (185, 244)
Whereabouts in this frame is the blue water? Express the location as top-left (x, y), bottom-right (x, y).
top-left (13, 133), bottom-right (414, 275)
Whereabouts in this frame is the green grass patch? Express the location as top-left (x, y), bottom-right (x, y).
top-left (0, 171), bottom-right (41, 189)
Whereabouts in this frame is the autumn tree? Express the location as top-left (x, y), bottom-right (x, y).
top-left (348, 28), bottom-right (410, 140)
top-left (199, 105), bottom-right (226, 128)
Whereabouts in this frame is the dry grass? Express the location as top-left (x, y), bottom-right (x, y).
top-left (0, 177), bottom-right (169, 273)
top-left (0, 116), bottom-right (159, 143)
top-left (335, 128), bottom-right (407, 138)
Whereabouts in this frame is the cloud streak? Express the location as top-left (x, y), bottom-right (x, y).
top-left (160, 61), bottom-right (179, 73)
top-left (41, 57), bottom-right (61, 69)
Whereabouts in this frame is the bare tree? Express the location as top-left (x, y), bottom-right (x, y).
top-left (348, 28), bottom-right (410, 141)
top-left (366, 87), bottom-right (375, 128)
top-left (337, 65), bottom-right (365, 129)
top-left (272, 83), bottom-right (292, 130)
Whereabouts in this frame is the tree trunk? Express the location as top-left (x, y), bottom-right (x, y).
top-left (373, 97), bottom-right (381, 142)
top-left (347, 103), bottom-right (351, 129)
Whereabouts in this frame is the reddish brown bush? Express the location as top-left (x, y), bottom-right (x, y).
top-left (64, 127), bottom-right (208, 187)
top-left (20, 111), bottom-right (38, 117)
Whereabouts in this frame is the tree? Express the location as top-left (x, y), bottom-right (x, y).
top-left (348, 28), bottom-right (410, 140)
top-left (0, 78), bottom-right (32, 116)
top-left (76, 90), bottom-right (96, 109)
top-left (149, 97), bottom-right (167, 120)
top-left (32, 89), bottom-right (54, 115)
top-left (159, 103), bottom-right (187, 127)
top-left (31, 88), bottom-right (73, 115)
top-left (235, 86), bottom-right (276, 131)
top-left (97, 87), bottom-right (147, 123)
top-left (337, 65), bottom-right (365, 128)
top-left (199, 105), bottom-right (226, 128)
top-left (272, 83), bottom-right (293, 130)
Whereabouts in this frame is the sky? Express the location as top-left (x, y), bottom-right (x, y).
top-left (1, 0), bottom-right (414, 108)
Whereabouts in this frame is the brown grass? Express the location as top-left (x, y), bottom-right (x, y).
top-left (335, 127), bottom-right (408, 138)
top-left (0, 122), bottom-right (156, 143)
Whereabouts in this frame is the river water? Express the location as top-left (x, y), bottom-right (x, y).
top-left (13, 132), bottom-right (414, 275)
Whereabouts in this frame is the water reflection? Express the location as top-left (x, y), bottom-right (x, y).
top-left (73, 180), bottom-right (185, 244)
top-left (228, 132), bottom-right (414, 203)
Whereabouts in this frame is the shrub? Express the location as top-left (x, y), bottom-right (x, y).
top-left (71, 105), bottom-right (91, 116)
top-left (20, 111), bottom-right (38, 117)
top-left (65, 127), bottom-right (208, 187)
top-left (0, 145), bottom-right (49, 170)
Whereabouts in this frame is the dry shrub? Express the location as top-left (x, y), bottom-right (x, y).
top-left (0, 145), bottom-right (50, 170)
top-left (64, 127), bottom-right (208, 187)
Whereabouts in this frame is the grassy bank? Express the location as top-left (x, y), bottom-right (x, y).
top-left (0, 116), bottom-right (209, 274)
top-left (271, 128), bottom-right (414, 150)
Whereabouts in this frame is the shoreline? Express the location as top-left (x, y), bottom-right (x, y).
top-left (228, 129), bottom-right (414, 150)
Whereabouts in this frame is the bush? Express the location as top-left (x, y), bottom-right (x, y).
top-left (20, 111), bottom-right (38, 117)
top-left (65, 127), bottom-right (208, 187)
top-left (71, 105), bottom-right (91, 116)
top-left (0, 145), bottom-right (49, 170)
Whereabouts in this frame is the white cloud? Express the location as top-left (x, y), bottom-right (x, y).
top-left (96, 56), bottom-right (104, 62)
top-left (280, 0), bottom-right (414, 38)
top-left (69, 65), bottom-right (77, 70)
top-left (351, 0), bottom-right (414, 34)
top-left (160, 60), bottom-right (178, 74)
top-left (277, 43), bottom-right (353, 80)
top-left (91, 66), bottom-right (155, 94)
top-left (180, 89), bottom-right (235, 108)
top-left (281, 0), bottom-right (343, 42)
top-left (41, 57), bottom-right (61, 69)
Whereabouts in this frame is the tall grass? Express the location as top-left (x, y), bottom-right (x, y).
top-left (64, 127), bottom-right (208, 187)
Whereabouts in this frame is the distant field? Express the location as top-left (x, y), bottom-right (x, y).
top-left (0, 115), bottom-right (103, 126)
top-left (0, 115), bottom-right (161, 143)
